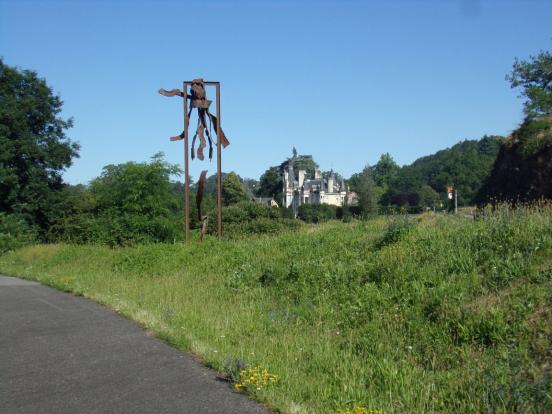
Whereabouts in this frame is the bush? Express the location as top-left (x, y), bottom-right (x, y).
top-left (225, 218), bottom-right (301, 238)
top-left (0, 213), bottom-right (37, 253)
top-left (206, 201), bottom-right (301, 238)
top-left (375, 217), bottom-right (414, 248)
top-left (297, 204), bottom-right (339, 223)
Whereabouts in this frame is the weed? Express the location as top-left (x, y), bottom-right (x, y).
top-left (233, 366), bottom-right (278, 393)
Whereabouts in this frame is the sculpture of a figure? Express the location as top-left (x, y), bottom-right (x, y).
top-left (159, 78), bottom-right (228, 241)
top-left (159, 79), bottom-right (230, 161)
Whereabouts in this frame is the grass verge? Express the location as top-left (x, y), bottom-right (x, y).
top-left (1, 208), bottom-right (551, 413)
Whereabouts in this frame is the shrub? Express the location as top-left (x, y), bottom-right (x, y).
top-left (0, 213), bottom-right (37, 253)
top-left (207, 201), bottom-right (301, 238)
top-left (297, 203), bottom-right (339, 223)
top-left (375, 217), bottom-right (414, 248)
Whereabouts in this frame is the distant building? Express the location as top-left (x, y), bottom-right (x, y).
top-left (252, 197), bottom-right (279, 208)
top-left (282, 164), bottom-right (351, 213)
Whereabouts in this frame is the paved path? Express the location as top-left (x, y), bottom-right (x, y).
top-left (0, 276), bottom-right (268, 414)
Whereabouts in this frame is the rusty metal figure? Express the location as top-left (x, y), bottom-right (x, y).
top-left (159, 79), bottom-right (229, 161)
top-left (159, 79), bottom-right (228, 241)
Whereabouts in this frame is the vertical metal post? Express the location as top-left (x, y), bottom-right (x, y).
top-left (216, 83), bottom-right (222, 240)
top-left (183, 82), bottom-right (190, 241)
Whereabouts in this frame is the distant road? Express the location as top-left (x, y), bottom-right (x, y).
top-left (0, 276), bottom-right (268, 414)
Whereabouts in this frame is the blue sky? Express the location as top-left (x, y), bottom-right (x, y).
top-left (1, 0), bottom-right (551, 184)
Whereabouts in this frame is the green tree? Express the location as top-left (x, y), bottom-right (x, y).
top-left (87, 153), bottom-right (182, 244)
top-left (279, 149), bottom-right (319, 177)
top-left (507, 49), bottom-right (552, 120)
top-left (372, 153), bottom-right (400, 188)
top-left (477, 116), bottom-right (552, 205)
top-left (0, 212), bottom-right (37, 252)
top-left (257, 166), bottom-right (283, 201)
top-left (400, 136), bottom-right (502, 205)
top-left (45, 184), bottom-right (98, 243)
top-left (222, 171), bottom-right (248, 206)
top-left (356, 168), bottom-right (379, 216)
top-left (0, 59), bottom-right (79, 233)
top-left (418, 185), bottom-right (440, 209)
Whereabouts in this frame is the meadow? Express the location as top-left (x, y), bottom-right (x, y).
top-left (1, 206), bottom-right (551, 413)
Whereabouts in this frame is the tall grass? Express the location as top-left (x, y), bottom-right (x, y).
top-left (1, 206), bottom-right (551, 413)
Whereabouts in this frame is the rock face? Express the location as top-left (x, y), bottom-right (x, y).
top-left (477, 116), bottom-right (552, 205)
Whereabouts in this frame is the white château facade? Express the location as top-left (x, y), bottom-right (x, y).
top-left (282, 164), bottom-right (349, 212)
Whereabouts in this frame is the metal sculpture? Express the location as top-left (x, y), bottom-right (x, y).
top-left (159, 79), bottom-right (229, 240)
top-left (196, 170), bottom-right (209, 241)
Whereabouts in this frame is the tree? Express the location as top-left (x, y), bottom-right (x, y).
top-left (476, 49), bottom-right (552, 205)
top-left (476, 116), bottom-right (552, 205)
top-left (372, 153), bottom-right (399, 188)
top-left (87, 153), bottom-right (182, 244)
top-left (418, 185), bottom-right (440, 209)
top-left (91, 153), bottom-right (179, 214)
top-left (242, 178), bottom-right (259, 198)
top-left (222, 171), bottom-right (248, 205)
top-left (507, 49), bottom-right (552, 120)
top-left (279, 149), bottom-right (319, 177)
top-left (400, 136), bottom-right (502, 205)
top-left (0, 59), bottom-right (79, 233)
top-left (257, 166), bottom-right (283, 201)
top-left (356, 168), bottom-right (379, 216)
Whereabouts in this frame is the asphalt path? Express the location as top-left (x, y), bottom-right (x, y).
top-left (0, 276), bottom-right (269, 414)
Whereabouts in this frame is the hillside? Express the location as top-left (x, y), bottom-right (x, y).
top-left (478, 116), bottom-right (552, 204)
top-left (404, 135), bottom-right (503, 204)
top-left (1, 208), bottom-right (551, 413)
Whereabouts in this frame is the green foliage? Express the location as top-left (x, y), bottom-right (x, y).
top-left (89, 153), bottom-right (182, 245)
top-left (402, 136), bottom-right (502, 205)
top-left (3, 206), bottom-right (552, 413)
top-left (241, 178), bottom-right (259, 198)
top-left (297, 203), bottom-right (339, 223)
top-left (0, 213), bottom-right (37, 253)
top-left (418, 184), bottom-right (440, 209)
top-left (342, 199), bottom-right (353, 223)
top-left (360, 136), bottom-right (502, 208)
top-left (355, 168), bottom-right (381, 216)
top-left (372, 153), bottom-right (400, 188)
top-left (507, 49), bottom-right (552, 120)
top-left (257, 166), bottom-right (282, 201)
top-left (478, 117), bottom-right (552, 205)
top-left (0, 59), bottom-right (79, 234)
top-left (45, 184), bottom-right (99, 243)
top-left (475, 49), bottom-right (552, 205)
top-left (48, 154), bottom-right (183, 245)
top-left (222, 171), bottom-right (248, 206)
top-left (375, 217), bottom-right (414, 248)
top-left (225, 217), bottom-right (301, 238)
top-left (91, 153), bottom-right (180, 214)
top-left (206, 200), bottom-right (301, 238)
top-left (279, 149), bottom-right (319, 177)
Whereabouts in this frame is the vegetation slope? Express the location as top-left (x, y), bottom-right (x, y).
top-left (1, 208), bottom-right (551, 413)
top-left (478, 116), bottom-right (552, 204)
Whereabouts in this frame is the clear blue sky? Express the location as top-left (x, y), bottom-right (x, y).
top-left (1, 0), bottom-right (551, 184)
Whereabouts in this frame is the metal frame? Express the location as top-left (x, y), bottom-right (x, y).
top-left (162, 80), bottom-right (223, 241)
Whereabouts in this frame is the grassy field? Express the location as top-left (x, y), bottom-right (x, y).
top-left (1, 207), bottom-right (551, 413)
